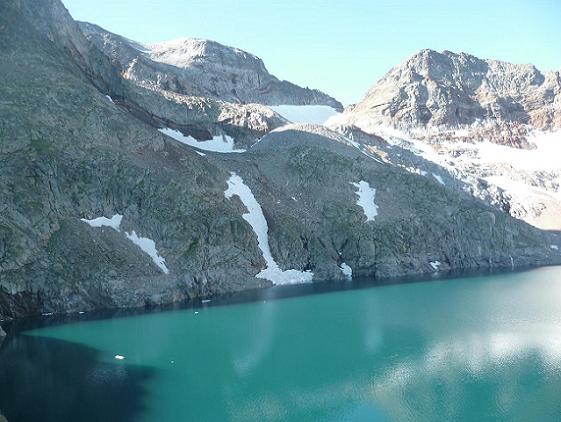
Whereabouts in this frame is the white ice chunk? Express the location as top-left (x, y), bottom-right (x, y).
top-left (352, 180), bottom-right (378, 221)
top-left (125, 230), bottom-right (169, 274)
top-left (225, 172), bottom-right (313, 284)
top-left (105, 95), bottom-right (114, 104)
top-left (340, 263), bottom-right (353, 281)
top-left (81, 214), bottom-right (122, 231)
top-left (114, 355), bottom-right (125, 360)
top-left (159, 128), bottom-right (245, 153)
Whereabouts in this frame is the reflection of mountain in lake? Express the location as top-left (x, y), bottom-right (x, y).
top-left (0, 335), bottom-right (154, 422)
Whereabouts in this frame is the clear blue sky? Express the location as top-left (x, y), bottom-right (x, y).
top-left (64, 0), bottom-right (560, 105)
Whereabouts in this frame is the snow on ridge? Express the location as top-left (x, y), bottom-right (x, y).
top-left (159, 127), bottom-right (245, 153)
top-left (80, 214), bottom-right (169, 274)
top-left (352, 181), bottom-right (378, 222)
top-left (551, 245), bottom-right (559, 250)
top-left (81, 214), bottom-right (123, 231)
top-left (224, 172), bottom-right (313, 285)
top-left (432, 173), bottom-right (445, 185)
top-left (125, 230), bottom-right (169, 274)
top-left (270, 105), bottom-right (340, 125)
top-left (475, 130), bottom-right (561, 171)
top-left (340, 263), bottom-right (353, 281)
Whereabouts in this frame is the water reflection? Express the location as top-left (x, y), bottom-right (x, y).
top-left (4, 266), bottom-right (561, 421)
top-left (0, 335), bottom-right (153, 422)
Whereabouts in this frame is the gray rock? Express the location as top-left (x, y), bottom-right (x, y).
top-left (329, 50), bottom-right (561, 230)
top-left (333, 49), bottom-right (560, 146)
top-left (1, 0), bottom-right (560, 320)
top-left (79, 22), bottom-right (343, 111)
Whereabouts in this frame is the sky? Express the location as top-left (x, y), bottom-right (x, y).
top-left (63, 0), bottom-right (561, 105)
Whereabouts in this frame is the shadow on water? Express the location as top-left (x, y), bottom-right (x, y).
top-left (3, 265), bottom-right (547, 335)
top-left (0, 334), bottom-right (154, 422)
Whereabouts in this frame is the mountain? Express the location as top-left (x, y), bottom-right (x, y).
top-left (328, 49), bottom-right (561, 230)
top-left (332, 49), bottom-right (560, 146)
top-left (79, 22), bottom-right (343, 111)
top-left (1, 1), bottom-right (559, 322)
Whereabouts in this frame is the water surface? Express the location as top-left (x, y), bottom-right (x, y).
top-left (2, 267), bottom-right (561, 421)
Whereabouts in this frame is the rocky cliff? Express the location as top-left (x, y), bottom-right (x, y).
top-left (329, 50), bottom-right (561, 230)
top-left (332, 49), bottom-right (560, 146)
top-left (78, 22), bottom-right (343, 110)
top-left (1, 1), bottom-right (559, 321)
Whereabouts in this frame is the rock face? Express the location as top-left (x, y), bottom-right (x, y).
top-left (333, 49), bottom-right (560, 146)
top-left (0, 1), bottom-right (559, 320)
top-left (79, 22), bottom-right (343, 110)
top-left (329, 50), bottom-right (561, 230)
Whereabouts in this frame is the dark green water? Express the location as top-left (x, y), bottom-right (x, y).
top-left (3, 267), bottom-right (561, 421)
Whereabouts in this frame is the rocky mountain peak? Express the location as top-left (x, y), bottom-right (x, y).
top-left (145, 37), bottom-right (267, 72)
top-left (334, 49), bottom-right (560, 146)
top-left (328, 50), bottom-right (561, 232)
top-left (79, 22), bottom-right (343, 110)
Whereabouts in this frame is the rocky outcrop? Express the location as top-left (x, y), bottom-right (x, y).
top-left (332, 49), bottom-right (560, 146)
top-left (329, 50), bottom-right (561, 230)
top-left (78, 22), bottom-right (343, 110)
top-left (1, 1), bottom-right (560, 320)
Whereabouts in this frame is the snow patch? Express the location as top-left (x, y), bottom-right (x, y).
top-left (432, 173), bottom-right (445, 185)
top-left (225, 172), bottom-right (313, 284)
top-left (158, 127), bottom-right (245, 153)
top-left (105, 95), bottom-right (114, 104)
top-left (81, 214), bottom-right (122, 231)
top-left (352, 181), bottom-right (378, 221)
top-left (80, 214), bottom-right (169, 274)
top-left (475, 130), bottom-right (561, 172)
top-left (125, 231), bottom-right (169, 274)
top-left (551, 245), bottom-right (559, 250)
top-left (429, 261), bottom-right (441, 271)
top-left (340, 263), bottom-right (353, 281)
top-left (270, 105), bottom-right (340, 125)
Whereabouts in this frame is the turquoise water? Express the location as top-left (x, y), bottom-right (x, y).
top-left (3, 267), bottom-right (561, 421)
